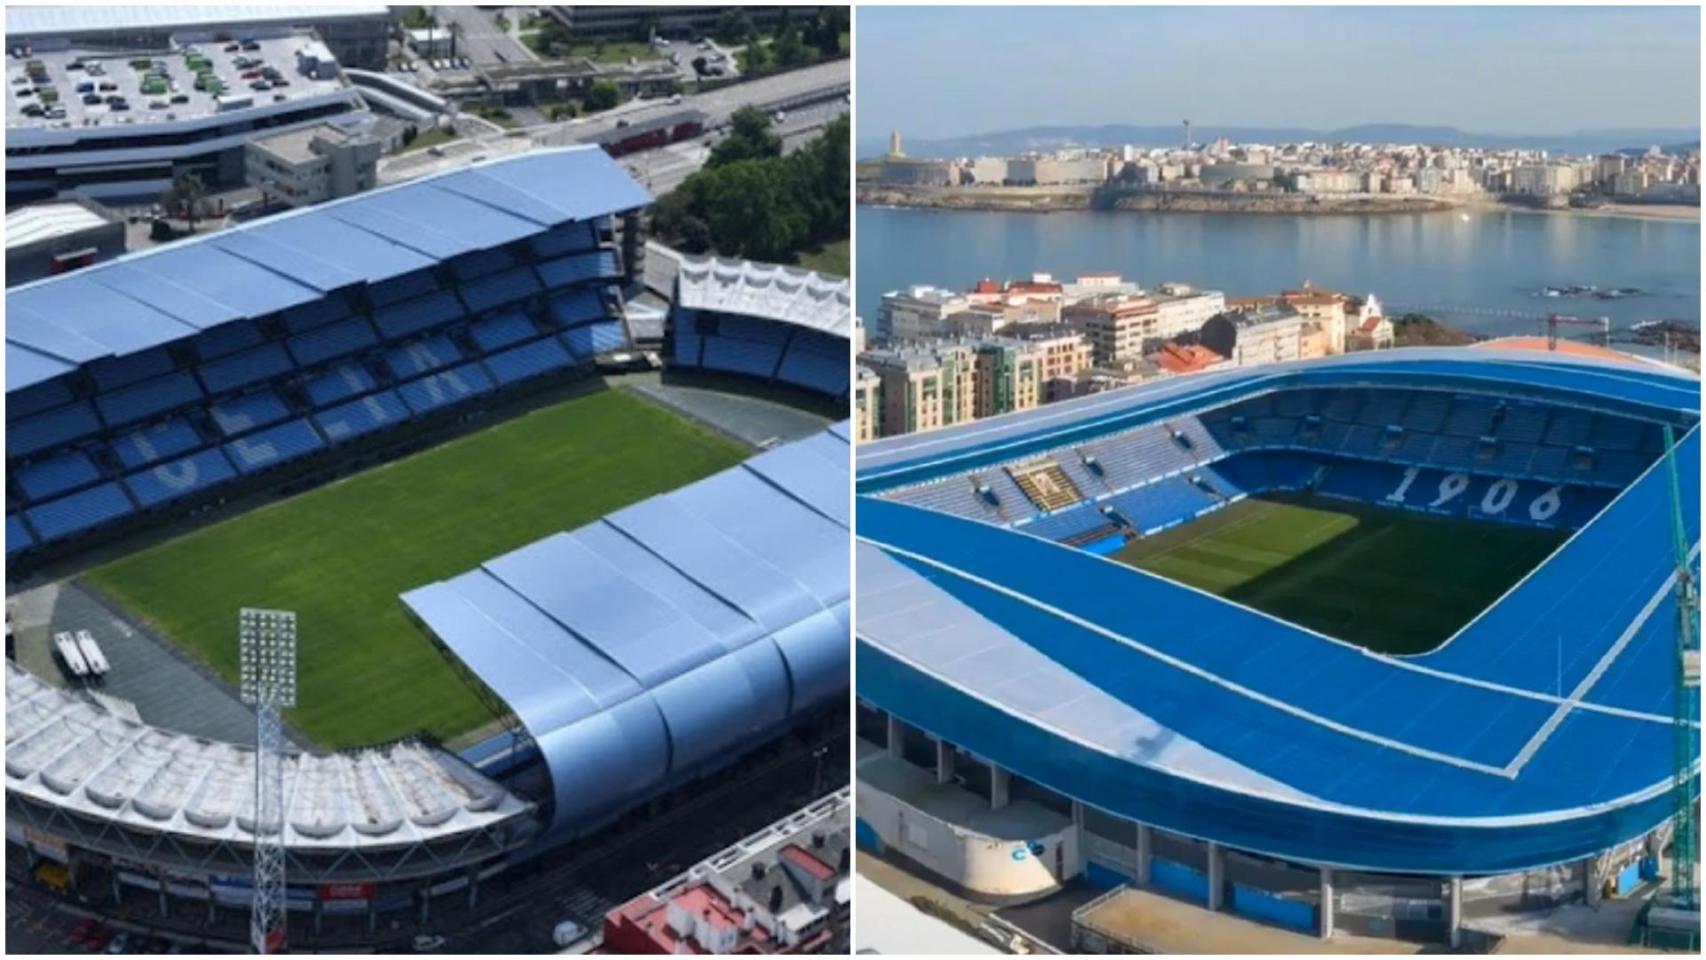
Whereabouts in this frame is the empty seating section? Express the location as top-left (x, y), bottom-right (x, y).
top-left (536, 249), bottom-right (619, 290)
top-left (776, 328), bottom-right (849, 397)
top-left (304, 362), bottom-right (378, 407)
top-left (398, 363), bottom-right (495, 414)
top-left (12, 402), bottom-right (102, 458)
top-left (112, 417), bottom-right (202, 470)
top-left (484, 339), bottom-right (570, 387)
top-left (385, 335), bottom-right (463, 380)
top-left (287, 316), bottom-right (380, 368)
top-left (469, 310), bottom-right (538, 353)
top-left (125, 449), bottom-right (238, 507)
top-left (25, 482), bottom-right (134, 542)
top-left (561, 320), bottom-right (627, 359)
top-left (15, 450), bottom-right (101, 502)
top-left (96, 371), bottom-right (203, 428)
top-left (9, 220), bottom-right (629, 556)
top-left (224, 419), bottom-right (324, 474)
top-left (674, 331), bottom-right (704, 366)
top-left (198, 341), bottom-right (296, 395)
top-left (459, 265), bottom-right (541, 315)
top-left (700, 336), bottom-right (782, 378)
top-left (373, 290), bottom-right (464, 341)
top-left (210, 390), bottom-right (291, 438)
top-left (883, 386), bottom-right (1674, 546)
top-left (314, 390), bottom-right (409, 443)
top-left (89, 347), bottom-right (175, 392)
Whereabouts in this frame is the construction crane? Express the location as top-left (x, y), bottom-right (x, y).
top-left (1543, 313), bottom-right (1611, 352)
top-left (1660, 425), bottom-right (1699, 910)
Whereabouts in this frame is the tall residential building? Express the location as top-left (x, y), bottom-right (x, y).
top-left (854, 366), bottom-right (880, 442)
top-left (1150, 283), bottom-right (1227, 342)
top-left (1510, 163), bottom-right (1580, 196)
top-left (1200, 302), bottom-right (1311, 368)
top-left (971, 338), bottom-right (1044, 419)
top-left (863, 342), bottom-right (977, 437)
top-left (1008, 324), bottom-right (1094, 400)
top-left (1064, 294), bottom-right (1160, 365)
top-left (1279, 284), bottom-right (1352, 354)
top-left (877, 286), bottom-right (971, 342)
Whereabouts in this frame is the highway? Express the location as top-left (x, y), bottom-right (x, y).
top-left (378, 59), bottom-right (849, 187)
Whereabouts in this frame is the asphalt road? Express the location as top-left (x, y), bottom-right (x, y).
top-left (435, 5), bottom-right (535, 67)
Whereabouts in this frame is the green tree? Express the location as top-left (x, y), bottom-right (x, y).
top-left (773, 28), bottom-right (811, 69)
top-left (813, 7), bottom-right (849, 56)
top-left (701, 161), bottom-right (807, 262)
top-left (584, 80), bottom-right (621, 112)
top-left (708, 106), bottom-right (781, 168)
top-left (714, 8), bottom-right (755, 45)
top-left (159, 172), bottom-right (208, 231)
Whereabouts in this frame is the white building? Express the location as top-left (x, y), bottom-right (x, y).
top-left (245, 117), bottom-right (382, 208)
top-left (878, 285), bottom-right (972, 343)
top-left (1150, 283), bottom-right (1227, 341)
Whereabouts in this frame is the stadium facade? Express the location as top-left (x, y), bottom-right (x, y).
top-left (5, 146), bottom-right (850, 946)
top-left (855, 349), bottom-right (1700, 943)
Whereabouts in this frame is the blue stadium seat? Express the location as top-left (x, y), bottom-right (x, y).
top-left (96, 371), bottom-right (204, 428)
top-left (279, 295), bottom-right (351, 334)
top-left (314, 389), bottom-right (410, 443)
top-left (198, 342), bottom-right (295, 395)
top-left (469, 309), bottom-right (539, 353)
top-left (287, 316), bottom-right (380, 368)
top-left (673, 332), bottom-right (704, 366)
top-left (304, 362), bottom-right (379, 408)
top-left (111, 417), bottom-right (204, 470)
top-left (718, 315), bottom-right (792, 345)
top-left (190, 318), bottom-right (268, 361)
top-left (1543, 408), bottom-right (1594, 447)
top-left (484, 338), bottom-right (572, 386)
top-left (15, 449), bottom-right (102, 502)
top-left (8, 377), bottom-right (75, 420)
top-left (223, 419), bottom-right (325, 474)
top-left (7, 514), bottom-right (35, 557)
top-left (210, 389), bottom-right (293, 438)
top-left (385, 334), bottom-right (464, 379)
top-left (10, 401), bottom-right (102, 458)
top-left (460, 265), bottom-right (542, 315)
top-left (536, 250), bottom-right (618, 290)
top-left (529, 221), bottom-right (599, 259)
top-left (448, 246), bottom-right (517, 282)
top-left (397, 363), bottom-right (495, 414)
top-left (124, 448), bottom-right (238, 507)
top-left (373, 290), bottom-right (465, 340)
top-left (562, 320), bottom-right (627, 359)
top-left (699, 336), bottom-right (780, 378)
top-left (545, 287), bottom-right (607, 328)
top-left (776, 351), bottom-right (848, 397)
top-left (1444, 396), bottom-right (1497, 437)
top-left (368, 269), bottom-right (439, 308)
top-left (25, 482), bottom-right (134, 542)
top-left (88, 347), bottom-right (176, 392)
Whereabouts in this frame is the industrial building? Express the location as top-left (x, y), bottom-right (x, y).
top-left (4, 198), bottom-right (127, 286)
top-left (5, 25), bottom-right (369, 203)
top-left (855, 349), bottom-right (1699, 945)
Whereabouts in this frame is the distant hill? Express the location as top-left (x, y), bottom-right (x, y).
top-left (859, 124), bottom-right (1702, 160)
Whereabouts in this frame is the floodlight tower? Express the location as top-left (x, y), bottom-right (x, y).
top-left (1661, 427), bottom-right (1699, 910)
top-left (239, 608), bottom-right (297, 954)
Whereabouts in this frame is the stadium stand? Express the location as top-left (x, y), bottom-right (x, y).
top-left (670, 257), bottom-right (850, 400)
top-left (856, 349), bottom-right (1699, 891)
top-left (403, 423), bottom-right (851, 840)
top-left (5, 148), bottom-right (649, 563)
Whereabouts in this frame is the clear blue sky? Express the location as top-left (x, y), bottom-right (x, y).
top-left (857, 5), bottom-right (1701, 138)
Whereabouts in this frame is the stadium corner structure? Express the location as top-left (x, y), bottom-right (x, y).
top-left (855, 348), bottom-right (1700, 942)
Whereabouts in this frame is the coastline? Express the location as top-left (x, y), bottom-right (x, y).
top-left (857, 183), bottom-right (1701, 223)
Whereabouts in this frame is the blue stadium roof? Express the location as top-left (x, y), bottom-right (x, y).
top-left (6, 147), bottom-right (650, 394)
top-left (856, 350), bottom-right (1700, 874)
top-left (403, 424), bottom-right (850, 838)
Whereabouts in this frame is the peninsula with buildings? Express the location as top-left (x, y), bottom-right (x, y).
top-left (859, 129), bottom-right (1703, 217)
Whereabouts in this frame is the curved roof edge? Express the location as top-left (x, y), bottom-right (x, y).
top-left (403, 423), bottom-right (852, 836)
top-left (674, 256), bottom-right (852, 339)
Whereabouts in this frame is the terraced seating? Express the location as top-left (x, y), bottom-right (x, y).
top-left (1496, 403), bottom-right (1551, 444)
top-left (701, 336), bottom-right (782, 378)
top-left (25, 482), bottom-right (134, 542)
top-left (191, 318), bottom-right (269, 360)
top-left (385, 335), bottom-right (464, 380)
top-left (1543, 407), bottom-right (1594, 447)
top-left (373, 290), bottom-right (465, 341)
top-left (125, 449), bottom-right (238, 507)
top-left (223, 419), bottom-right (324, 474)
top-left (11, 402), bottom-right (102, 459)
top-left (482, 339), bottom-right (571, 387)
top-left (1010, 461), bottom-right (1084, 512)
top-left (1444, 396), bottom-right (1497, 437)
top-left (314, 390), bottom-right (410, 444)
top-left (537, 249), bottom-right (619, 290)
top-left (546, 287), bottom-right (607, 328)
top-left (399, 363), bottom-right (496, 413)
top-left (97, 371), bottom-right (204, 429)
top-left (287, 316), bottom-right (380, 368)
top-left (304, 362), bottom-right (379, 407)
top-left (15, 449), bottom-right (101, 502)
top-left (90, 347), bottom-right (175, 392)
top-left (561, 320), bottom-right (627, 359)
top-left (209, 390), bottom-right (292, 438)
top-left (111, 417), bottom-right (203, 470)
top-left (460, 265), bottom-right (541, 315)
top-left (1401, 392), bottom-right (1452, 433)
top-left (469, 309), bottom-right (538, 353)
top-left (198, 342), bottom-right (294, 395)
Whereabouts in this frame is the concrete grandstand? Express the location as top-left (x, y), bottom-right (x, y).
top-left (855, 349), bottom-right (1699, 945)
top-left (5, 143), bottom-right (850, 950)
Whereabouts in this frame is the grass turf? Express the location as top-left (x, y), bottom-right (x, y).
top-left (84, 389), bottom-right (749, 749)
top-left (1111, 494), bottom-right (1568, 655)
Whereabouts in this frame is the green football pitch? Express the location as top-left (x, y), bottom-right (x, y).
top-left (1110, 494), bottom-right (1569, 655)
top-left (84, 389), bottom-right (749, 749)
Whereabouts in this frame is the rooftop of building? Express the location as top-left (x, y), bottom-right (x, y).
top-left (6, 31), bottom-right (353, 131)
top-left (6, 5), bottom-right (388, 36)
top-left (250, 114), bottom-right (374, 162)
top-left (1153, 341), bottom-right (1225, 374)
top-left (4, 196), bottom-right (119, 249)
top-left (885, 284), bottom-right (967, 305)
top-left (674, 256), bottom-right (850, 339)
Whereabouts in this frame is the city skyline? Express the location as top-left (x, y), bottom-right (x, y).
top-left (858, 5), bottom-right (1701, 142)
